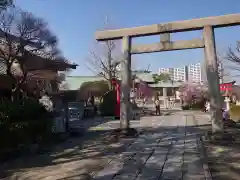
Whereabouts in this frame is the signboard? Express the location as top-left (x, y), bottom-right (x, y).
top-left (68, 101), bottom-right (85, 120)
top-left (220, 83), bottom-right (233, 91)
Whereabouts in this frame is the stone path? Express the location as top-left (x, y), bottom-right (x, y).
top-left (93, 111), bottom-right (212, 180)
top-left (0, 111), bottom-right (212, 180)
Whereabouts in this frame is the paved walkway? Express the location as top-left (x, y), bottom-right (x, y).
top-left (0, 111), bottom-right (212, 180)
top-left (93, 111), bottom-right (212, 180)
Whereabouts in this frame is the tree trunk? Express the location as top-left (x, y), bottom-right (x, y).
top-left (11, 81), bottom-right (23, 101)
top-left (107, 49), bottom-right (114, 90)
top-left (107, 79), bottom-right (113, 90)
top-left (9, 73), bottom-right (27, 101)
top-left (6, 69), bottom-right (17, 101)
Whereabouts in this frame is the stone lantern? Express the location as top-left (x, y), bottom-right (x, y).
top-left (223, 90), bottom-right (231, 111)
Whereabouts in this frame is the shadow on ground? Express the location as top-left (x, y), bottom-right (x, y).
top-left (0, 129), bottom-right (118, 179)
top-left (1, 118), bottom-right (240, 180)
top-left (204, 124), bottom-right (240, 180)
top-left (134, 109), bottom-right (181, 120)
top-left (0, 123), bottom-right (206, 179)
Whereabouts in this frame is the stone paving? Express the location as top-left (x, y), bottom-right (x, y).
top-left (93, 111), bottom-right (211, 180)
top-left (0, 111), bottom-right (212, 180)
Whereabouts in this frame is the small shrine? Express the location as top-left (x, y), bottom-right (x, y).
top-left (220, 81), bottom-right (237, 112)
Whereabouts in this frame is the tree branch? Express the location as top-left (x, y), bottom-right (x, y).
top-left (227, 41), bottom-right (240, 66)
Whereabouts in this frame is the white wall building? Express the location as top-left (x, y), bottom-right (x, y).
top-left (159, 62), bottom-right (203, 83)
top-left (159, 67), bottom-right (187, 82)
top-left (187, 62), bottom-right (202, 82)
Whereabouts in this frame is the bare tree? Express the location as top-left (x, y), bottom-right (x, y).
top-left (217, 52), bottom-right (231, 83)
top-left (226, 41), bottom-right (240, 71)
top-left (0, 6), bottom-right (63, 99)
top-left (85, 18), bottom-right (122, 90)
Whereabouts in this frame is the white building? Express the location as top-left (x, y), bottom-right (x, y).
top-left (159, 66), bottom-right (188, 82)
top-left (187, 62), bottom-right (202, 82)
top-left (159, 62), bottom-right (203, 83)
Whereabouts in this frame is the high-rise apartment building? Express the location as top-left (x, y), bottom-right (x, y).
top-left (159, 62), bottom-right (203, 83)
top-left (159, 67), bottom-right (187, 82)
top-left (187, 62), bottom-right (202, 82)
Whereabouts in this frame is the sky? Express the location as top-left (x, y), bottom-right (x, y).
top-left (15, 0), bottom-right (240, 78)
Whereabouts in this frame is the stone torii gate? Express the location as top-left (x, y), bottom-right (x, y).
top-left (95, 14), bottom-right (240, 132)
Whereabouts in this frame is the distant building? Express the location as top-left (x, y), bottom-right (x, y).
top-left (159, 62), bottom-right (203, 83)
top-left (187, 62), bottom-right (202, 82)
top-left (159, 67), bottom-right (186, 82)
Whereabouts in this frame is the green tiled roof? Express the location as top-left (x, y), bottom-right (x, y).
top-left (60, 76), bottom-right (105, 90)
top-left (134, 73), bottom-right (155, 83)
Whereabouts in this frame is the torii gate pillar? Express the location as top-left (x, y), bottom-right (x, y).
top-left (203, 26), bottom-right (223, 131)
top-left (120, 36), bottom-right (131, 129)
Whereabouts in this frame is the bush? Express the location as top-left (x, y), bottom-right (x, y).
top-left (99, 90), bottom-right (116, 117)
top-left (182, 105), bottom-right (190, 110)
top-left (191, 100), bottom-right (205, 110)
top-left (0, 98), bottom-right (49, 123)
top-left (79, 80), bottom-right (109, 100)
top-left (181, 99), bottom-right (205, 110)
top-left (0, 98), bottom-right (53, 154)
top-left (229, 103), bottom-right (240, 122)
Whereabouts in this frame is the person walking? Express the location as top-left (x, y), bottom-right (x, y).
top-left (154, 95), bottom-right (161, 115)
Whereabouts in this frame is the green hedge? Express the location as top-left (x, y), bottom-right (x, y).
top-left (79, 80), bottom-right (109, 98)
top-left (0, 98), bottom-right (48, 122)
top-left (182, 105), bottom-right (190, 110)
top-left (191, 101), bottom-right (205, 110)
top-left (182, 100), bottom-right (205, 110)
top-left (99, 90), bottom-right (116, 117)
top-left (0, 98), bottom-right (53, 154)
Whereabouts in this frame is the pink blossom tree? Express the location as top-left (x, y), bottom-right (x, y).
top-left (178, 82), bottom-right (208, 105)
top-left (136, 79), bottom-right (152, 98)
